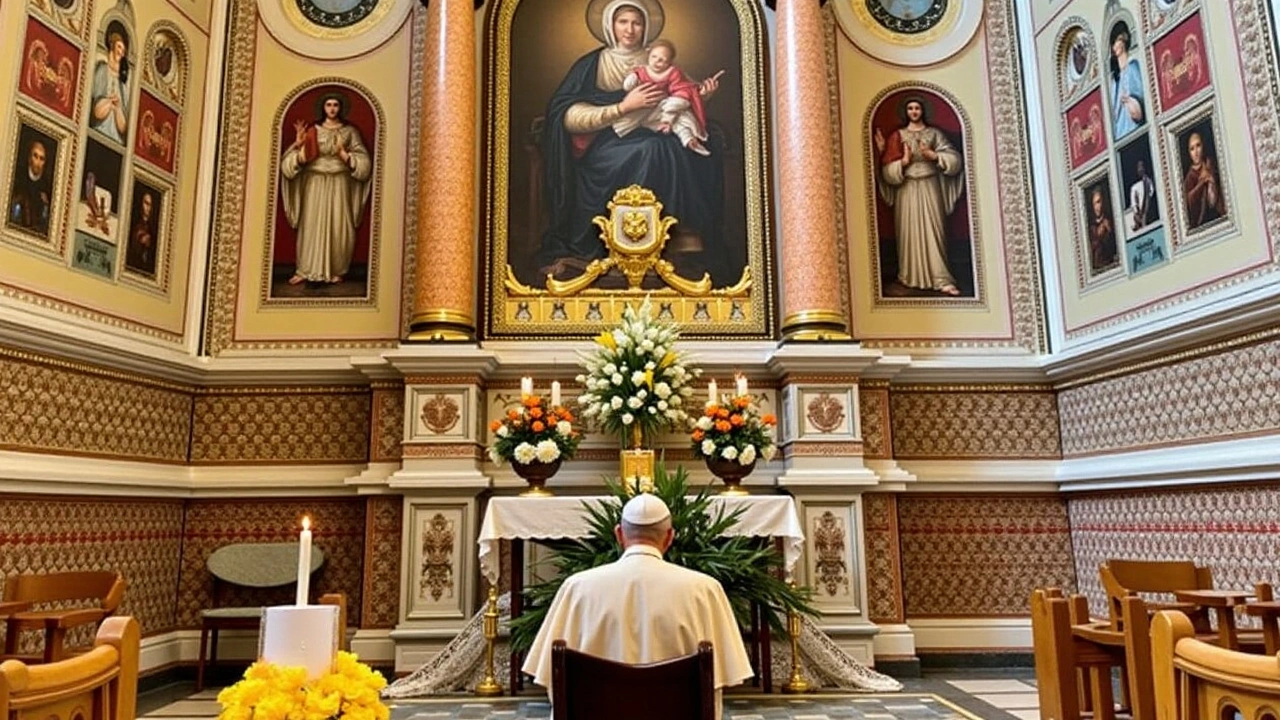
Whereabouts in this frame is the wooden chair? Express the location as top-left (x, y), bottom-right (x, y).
top-left (1101, 559), bottom-right (1214, 632)
top-left (196, 543), bottom-right (325, 691)
top-left (1245, 582), bottom-right (1280, 656)
top-left (3, 572), bottom-right (126, 663)
top-left (1151, 609), bottom-right (1280, 720)
top-left (0, 616), bottom-right (139, 720)
top-left (1031, 587), bottom-right (1129, 720)
top-left (550, 640), bottom-right (715, 720)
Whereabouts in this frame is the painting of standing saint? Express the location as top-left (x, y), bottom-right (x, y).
top-left (867, 87), bottom-right (977, 300)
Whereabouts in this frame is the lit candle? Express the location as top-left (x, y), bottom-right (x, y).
top-left (520, 376), bottom-right (533, 399)
top-left (551, 380), bottom-right (561, 407)
top-left (296, 516), bottom-right (312, 606)
top-left (736, 374), bottom-right (748, 397)
top-left (707, 379), bottom-right (718, 407)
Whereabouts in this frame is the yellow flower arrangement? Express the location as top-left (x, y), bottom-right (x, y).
top-left (217, 651), bottom-right (390, 720)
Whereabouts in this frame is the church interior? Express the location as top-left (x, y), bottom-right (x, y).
top-left (1, 0), bottom-right (1279, 718)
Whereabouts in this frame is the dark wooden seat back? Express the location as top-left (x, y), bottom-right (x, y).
top-left (551, 640), bottom-right (715, 720)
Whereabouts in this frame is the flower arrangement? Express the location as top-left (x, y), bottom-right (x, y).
top-left (691, 394), bottom-right (778, 466)
top-left (576, 297), bottom-right (698, 444)
top-left (216, 651), bottom-right (389, 720)
top-left (487, 394), bottom-right (581, 466)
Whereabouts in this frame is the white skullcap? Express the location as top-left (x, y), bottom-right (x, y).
top-left (621, 493), bottom-right (670, 526)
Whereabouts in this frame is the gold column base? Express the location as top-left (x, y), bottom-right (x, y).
top-left (407, 309), bottom-right (476, 342)
top-left (781, 672), bottom-right (814, 694)
top-left (779, 310), bottom-right (853, 343)
top-left (780, 581), bottom-right (813, 693)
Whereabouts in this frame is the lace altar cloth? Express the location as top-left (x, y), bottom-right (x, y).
top-left (382, 592), bottom-right (902, 698)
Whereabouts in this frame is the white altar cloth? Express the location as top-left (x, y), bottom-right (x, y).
top-left (477, 495), bottom-right (805, 584)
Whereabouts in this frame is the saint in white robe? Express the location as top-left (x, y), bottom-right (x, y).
top-left (279, 123), bottom-right (372, 282)
top-left (878, 126), bottom-right (965, 293)
top-left (522, 544), bottom-right (753, 720)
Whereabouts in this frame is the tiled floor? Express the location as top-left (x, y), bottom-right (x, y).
top-left (139, 671), bottom-right (1042, 720)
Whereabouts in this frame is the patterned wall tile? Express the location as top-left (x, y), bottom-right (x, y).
top-left (862, 493), bottom-right (903, 623)
top-left (1068, 483), bottom-right (1280, 618)
top-left (859, 385), bottom-right (890, 459)
top-left (898, 495), bottom-right (1077, 616)
top-left (0, 350), bottom-right (192, 462)
top-left (361, 495), bottom-right (402, 629)
top-left (0, 496), bottom-right (184, 646)
top-left (190, 389), bottom-right (371, 463)
top-left (370, 385), bottom-right (405, 462)
top-left (176, 498), bottom-right (366, 628)
top-left (891, 387), bottom-right (1061, 459)
top-left (1058, 337), bottom-right (1280, 456)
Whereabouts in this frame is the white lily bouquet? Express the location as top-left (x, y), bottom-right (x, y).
top-left (576, 298), bottom-right (699, 446)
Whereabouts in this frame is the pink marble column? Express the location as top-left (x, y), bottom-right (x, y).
top-left (775, 0), bottom-right (850, 341)
top-left (408, 0), bottom-right (476, 341)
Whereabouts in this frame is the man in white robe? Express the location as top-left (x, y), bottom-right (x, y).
top-left (522, 493), bottom-right (752, 720)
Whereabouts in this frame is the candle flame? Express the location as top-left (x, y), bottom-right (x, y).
top-left (302, 515), bottom-right (311, 530)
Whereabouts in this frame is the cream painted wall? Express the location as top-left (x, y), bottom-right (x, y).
top-left (0, 0), bottom-right (209, 344)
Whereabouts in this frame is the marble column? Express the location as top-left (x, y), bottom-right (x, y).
top-left (408, 0), bottom-right (477, 341)
top-left (775, 0), bottom-right (850, 341)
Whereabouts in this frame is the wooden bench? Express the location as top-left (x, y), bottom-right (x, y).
top-left (196, 543), bottom-right (325, 692)
top-left (0, 615), bottom-right (139, 720)
top-left (1152, 609), bottom-right (1280, 720)
top-left (3, 572), bottom-right (126, 663)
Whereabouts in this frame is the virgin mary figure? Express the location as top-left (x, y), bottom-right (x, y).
top-left (536, 0), bottom-right (727, 284)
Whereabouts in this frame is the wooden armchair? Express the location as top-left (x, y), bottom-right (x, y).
top-left (1151, 609), bottom-right (1280, 720)
top-left (550, 640), bottom-right (715, 720)
top-left (0, 616), bottom-right (139, 720)
top-left (3, 572), bottom-right (126, 663)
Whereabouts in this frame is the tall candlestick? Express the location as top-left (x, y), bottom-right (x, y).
top-left (520, 376), bottom-right (533, 399)
top-left (707, 379), bottom-right (718, 407)
top-left (550, 380), bottom-right (561, 407)
top-left (296, 516), bottom-right (312, 606)
top-left (736, 374), bottom-right (748, 397)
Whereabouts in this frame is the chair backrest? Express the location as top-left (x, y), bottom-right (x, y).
top-left (0, 616), bottom-right (139, 720)
top-left (1151, 609), bottom-right (1280, 720)
top-left (3, 572), bottom-right (126, 612)
top-left (206, 543), bottom-right (325, 588)
top-left (550, 640), bottom-right (715, 720)
top-left (1101, 559), bottom-right (1212, 626)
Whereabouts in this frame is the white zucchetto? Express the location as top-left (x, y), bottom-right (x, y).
top-left (621, 493), bottom-right (670, 526)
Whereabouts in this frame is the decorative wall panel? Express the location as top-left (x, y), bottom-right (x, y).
top-left (0, 495), bottom-right (183, 644)
top-left (361, 495), bottom-right (402, 629)
top-left (1068, 482), bottom-right (1280, 618)
top-left (898, 495), bottom-right (1077, 616)
top-left (862, 493), bottom-right (903, 623)
top-left (176, 498), bottom-right (366, 628)
top-left (0, 348), bottom-right (192, 462)
top-left (189, 388), bottom-right (371, 463)
top-left (1058, 333), bottom-right (1280, 456)
top-left (890, 387), bottom-right (1061, 459)
top-left (858, 384), bottom-right (891, 459)
top-left (369, 384), bottom-right (404, 462)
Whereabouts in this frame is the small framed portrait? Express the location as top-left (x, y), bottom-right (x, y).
top-left (121, 175), bottom-right (167, 282)
top-left (75, 137), bottom-right (124, 242)
top-left (5, 113), bottom-right (67, 246)
top-left (1171, 110), bottom-right (1229, 238)
top-left (1116, 133), bottom-right (1161, 238)
top-left (1077, 171), bottom-right (1122, 282)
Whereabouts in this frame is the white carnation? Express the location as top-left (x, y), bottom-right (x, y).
top-left (762, 444), bottom-right (777, 461)
top-left (603, 363), bottom-right (617, 375)
top-left (488, 447), bottom-right (503, 465)
top-left (721, 446), bottom-right (738, 460)
top-left (644, 361), bottom-right (656, 371)
top-left (636, 388), bottom-right (647, 399)
top-left (513, 442), bottom-right (537, 464)
top-left (648, 406), bottom-right (657, 414)
top-left (613, 329), bottom-right (628, 346)
top-left (556, 421), bottom-right (572, 436)
top-left (630, 370), bottom-right (646, 385)
top-left (696, 416), bottom-right (713, 431)
top-left (611, 396), bottom-right (624, 409)
top-left (612, 373), bottom-right (624, 386)
top-left (657, 400), bottom-right (668, 411)
top-left (621, 413), bottom-right (634, 425)
top-left (739, 444), bottom-right (757, 465)
top-left (639, 340), bottom-right (654, 352)
top-left (627, 396), bottom-right (643, 409)
top-left (496, 425), bottom-right (510, 437)
top-left (534, 439), bottom-right (561, 463)
top-left (575, 374), bottom-right (586, 383)
top-left (654, 382), bottom-right (671, 399)
top-left (701, 439), bottom-right (716, 455)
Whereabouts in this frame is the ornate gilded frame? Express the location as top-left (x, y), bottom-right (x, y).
top-left (480, 0), bottom-right (776, 340)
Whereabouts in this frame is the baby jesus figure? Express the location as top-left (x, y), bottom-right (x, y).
top-left (617, 39), bottom-right (714, 156)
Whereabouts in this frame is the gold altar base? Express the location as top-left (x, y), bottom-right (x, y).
top-left (620, 448), bottom-right (655, 486)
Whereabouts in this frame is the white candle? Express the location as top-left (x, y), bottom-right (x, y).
top-left (736, 374), bottom-right (748, 397)
top-left (520, 376), bottom-right (533, 399)
top-left (296, 516), bottom-right (312, 606)
top-left (550, 380), bottom-right (561, 407)
top-left (707, 379), bottom-right (718, 407)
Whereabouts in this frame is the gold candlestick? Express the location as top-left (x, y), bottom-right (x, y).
top-left (781, 583), bottom-right (812, 694)
top-left (474, 585), bottom-right (504, 696)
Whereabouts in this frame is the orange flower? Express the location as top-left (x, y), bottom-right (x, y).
top-left (716, 407), bottom-right (729, 419)
top-left (692, 429), bottom-right (704, 441)
top-left (559, 409), bottom-right (576, 423)
top-left (546, 415), bottom-right (558, 426)
top-left (733, 397), bottom-right (750, 410)
top-left (507, 409), bottom-right (520, 421)
top-left (704, 405), bottom-right (719, 417)
top-left (762, 413), bottom-right (777, 426)
top-left (714, 419), bottom-right (731, 433)
top-left (523, 395), bottom-right (541, 408)
top-left (529, 407), bottom-right (543, 419)
top-left (489, 420), bottom-right (502, 432)
top-left (531, 420), bottom-right (545, 433)
top-left (730, 414), bottom-right (745, 427)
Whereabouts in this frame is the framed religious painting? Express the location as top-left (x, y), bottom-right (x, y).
top-left (481, 0), bottom-right (776, 339)
top-left (3, 108), bottom-right (72, 253)
top-left (19, 16), bottom-right (83, 123)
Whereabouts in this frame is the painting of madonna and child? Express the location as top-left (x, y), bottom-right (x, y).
top-left (868, 89), bottom-right (977, 300)
top-left (498, 0), bottom-right (763, 291)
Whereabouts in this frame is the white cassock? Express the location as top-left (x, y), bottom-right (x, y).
top-left (522, 544), bottom-right (753, 720)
